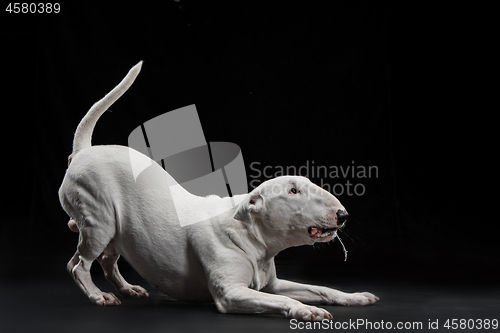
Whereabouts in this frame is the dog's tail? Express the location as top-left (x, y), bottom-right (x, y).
top-left (71, 61), bottom-right (143, 159)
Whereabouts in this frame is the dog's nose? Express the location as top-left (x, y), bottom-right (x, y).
top-left (336, 210), bottom-right (348, 225)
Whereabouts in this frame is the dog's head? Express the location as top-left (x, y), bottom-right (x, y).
top-left (233, 176), bottom-right (347, 247)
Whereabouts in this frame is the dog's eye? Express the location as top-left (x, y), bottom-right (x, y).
top-left (290, 188), bottom-right (298, 194)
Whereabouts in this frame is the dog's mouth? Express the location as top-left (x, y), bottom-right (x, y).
top-left (308, 226), bottom-right (337, 241)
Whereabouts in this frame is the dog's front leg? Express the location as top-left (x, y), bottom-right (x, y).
top-left (211, 284), bottom-right (333, 321)
top-left (262, 278), bottom-right (379, 306)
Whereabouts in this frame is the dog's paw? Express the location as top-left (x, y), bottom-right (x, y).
top-left (341, 292), bottom-right (379, 306)
top-left (89, 292), bottom-right (121, 306)
top-left (288, 305), bottom-right (333, 321)
top-left (119, 285), bottom-right (149, 298)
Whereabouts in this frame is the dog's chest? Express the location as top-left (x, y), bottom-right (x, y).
top-left (249, 260), bottom-right (272, 291)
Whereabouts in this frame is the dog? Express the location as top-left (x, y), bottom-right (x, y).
top-left (59, 61), bottom-right (378, 321)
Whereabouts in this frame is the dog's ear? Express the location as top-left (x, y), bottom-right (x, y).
top-left (233, 192), bottom-right (264, 223)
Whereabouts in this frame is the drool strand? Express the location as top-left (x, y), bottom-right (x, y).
top-left (336, 234), bottom-right (348, 261)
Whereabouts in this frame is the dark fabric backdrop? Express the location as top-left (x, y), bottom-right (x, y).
top-left (1, 2), bottom-right (496, 277)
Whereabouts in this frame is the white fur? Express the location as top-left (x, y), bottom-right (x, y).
top-left (59, 62), bottom-right (378, 321)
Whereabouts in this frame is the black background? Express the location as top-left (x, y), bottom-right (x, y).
top-left (1, 2), bottom-right (497, 331)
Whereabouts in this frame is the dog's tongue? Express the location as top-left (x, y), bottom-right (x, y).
top-left (309, 227), bottom-right (322, 235)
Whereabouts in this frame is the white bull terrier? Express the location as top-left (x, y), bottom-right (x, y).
top-left (59, 62), bottom-right (378, 321)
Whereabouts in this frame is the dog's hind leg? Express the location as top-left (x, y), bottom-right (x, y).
top-left (97, 242), bottom-right (149, 299)
top-left (69, 218), bottom-right (122, 306)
